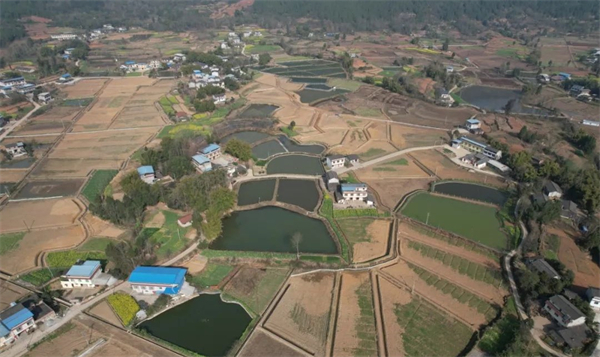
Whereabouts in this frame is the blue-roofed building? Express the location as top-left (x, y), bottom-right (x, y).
top-left (16, 83), bottom-right (36, 95)
top-left (128, 266), bottom-right (187, 295)
top-left (0, 77), bottom-right (26, 87)
top-left (137, 165), bottom-right (155, 184)
top-left (455, 136), bottom-right (502, 160)
top-left (558, 72), bottom-right (571, 80)
top-left (465, 118), bottom-right (481, 130)
top-left (59, 73), bottom-right (72, 82)
top-left (340, 183), bottom-right (368, 202)
top-left (200, 143), bottom-right (221, 160)
top-left (192, 154), bottom-right (212, 173)
top-left (125, 60), bottom-right (136, 65)
top-left (0, 303), bottom-right (35, 347)
top-left (60, 260), bottom-right (102, 289)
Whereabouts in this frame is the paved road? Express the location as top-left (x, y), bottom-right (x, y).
top-left (0, 100), bottom-right (41, 141)
top-left (3, 241), bottom-right (199, 357)
top-left (337, 145), bottom-right (443, 174)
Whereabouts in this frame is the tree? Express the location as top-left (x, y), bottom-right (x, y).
top-left (288, 120), bottom-right (296, 130)
top-left (224, 77), bottom-right (240, 91)
top-left (291, 232), bottom-right (302, 259)
top-left (526, 48), bottom-right (541, 66)
top-left (364, 76), bottom-right (375, 84)
top-left (165, 156), bottom-right (194, 180)
top-left (258, 53), bottom-right (271, 66)
top-left (442, 38), bottom-right (449, 51)
top-left (140, 148), bottom-right (161, 168)
top-left (201, 207), bottom-right (223, 241)
top-left (193, 99), bottom-right (215, 113)
top-left (504, 99), bottom-right (516, 115)
top-left (209, 187), bottom-right (236, 213)
top-left (538, 201), bottom-right (561, 224)
top-left (580, 229), bottom-right (600, 250)
top-left (224, 138), bottom-right (252, 161)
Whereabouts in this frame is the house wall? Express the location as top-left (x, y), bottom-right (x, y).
top-left (61, 278), bottom-right (95, 289)
top-left (590, 297), bottom-right (600, 311)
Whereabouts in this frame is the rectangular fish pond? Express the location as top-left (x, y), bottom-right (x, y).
top-left (266, 154), bottom-right (325, 175)
top-left (433, 182), bottom-right (508, 206)
top-left (276, 179), bottom-right (320, 211)
top-left (237, 179), bottom-right (276, 206)
top-left (238, 104), bottom-right (279, 118)
top-left (138, 294), bottom-right (252, 357)
top-left (290, 77), bottom-right (328, 84)
top-left (296, 88), bottom-right (350, 104)
top-left (252, 139), bottom-right (287, 159)
top-left (210, 206), bottom-right (338, 254)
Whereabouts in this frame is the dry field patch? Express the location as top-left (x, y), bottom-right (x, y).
top-left (109, 106), bottom-right (164, 129)
top-left (296, 128), bottom-right (346, 147)
top-left (390, 125), bottom-right (444, 149)
top-left (356, 156), bottom-right (429, 179)
top-left (88, 300), bottom-right (122, 326)
top-left (553, 226), bottom-right (600, 289)
top-left (0, 280), bottom-right (29, 310)
top-left (357, 177), bottom-right (433, 210)
top-left (0, 225), bottom-right (85, 275)
top-left (265, 272), bottom-right (334, 355)
top-left (239, 329), bottom-right (309, 357)
top-left (0, 170), bottom-right (28, 183)
top-left (338, 218), bottom-right (391, 263)
top-left (61, 79), bottom-right (107, 98)
top-left (376, 275), bottom-right (410, 357)
top-left (0, 198), bottom-right (82, 232)
top-left (82, 213), bottom-right (125, 238)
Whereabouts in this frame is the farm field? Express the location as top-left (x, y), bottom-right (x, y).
top-left (0, 280), bottom-right (29, 310)
top-left (189, 261), bottom-right (233, 288)
top-left (14, 179), bottom-right (85, 199)
top-left (60, 79), bottom-right (107, 98)
top-left (264, 272), bottom-right (335, 355)
top-left (223, 266), bottom-right (289, 314)
top-left (10, 107), bottom-right (80, 136)
top-left (356, 156), bottom-right (430, 180)
top-left (337, 218), bottom-right (391, 263)
top-left (261, 60), bottom-right (347, 78)
top-left (0, 198), bottom-right (82, 233)
top-left (81, 169), bottom-right (119, 202)
top-left (239, 329), bottom-right (309, 357)
top-left (551, 225), bottom-right (600, 290)
top-left (88, 300), bottom-right (122, 327)
top-left (333, 272), bottom-right (378, 357)
top-left (400, 192), bottom-right (507, 250)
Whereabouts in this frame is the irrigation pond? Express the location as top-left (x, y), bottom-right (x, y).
top-left (459, 85), bottom-right (548, 115)
top-left (266, 154), bottom-right (325, 175)
top-left (276, 179), bottom-right (320, 211)
top-left (238, 104), bottom-right (279, 118)
top-left (211, 206), bottom-right (338, 254)
top-left (237, 179), bottom-right (276, 206)
top-left (138, 294), bottom-right (251, 357)
top-left (296, 88), bottom-right (350, 104)
top-left (433, 182), bottom-right (508, 206)
top-left (221, 131), bottom-right (272, 145)
top-left (252, 139), bottom-right (286, 159)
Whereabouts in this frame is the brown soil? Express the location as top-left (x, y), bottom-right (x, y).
top-left (61, 79), bottom-right (108, 98)
top-left (353, 219), bottom-right (391, 263)
top-left (356, 157), bottom-right (430, 180)
top-left (357, 177), bottom-right (433, 210)
top-left (265, 272), bottom-right (334, 355)
top-left (390, 124), bottom-right (444, 149)
top-left (88, 300), bottom-right (123, 327)
top-left (0, 280), bottom-right (29, 310)
top-left (239, 329), bottom-right (309, 357)
top-left (0, 198), bottom-right (82, 233)
top-left (145, 210), bottom-right (165, 228)
top-left (181, 254), bottom-right (207, 274)
top-left (377, 275), bottom-right (409, 357)
top-left (552, 226), bottom-right (600, 289)
top-left (81, 213), bottom-right (125, 238)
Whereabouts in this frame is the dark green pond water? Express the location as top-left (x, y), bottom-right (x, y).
top-left (238, 104), bottom-right (279, 118)
top-left (221, 131), bottom-right (272, 144)
top-left (459, 86), bottom-right (548, 115)
top-left (277, 135), bottom-right (324, 154)
top-left (297, 88), bottom-right (350, 103)
top-left (276, 179), bottom-right (320, 211)
top-left (237, 179), bottom-right (276, 206)
top-left (306, 84), bottom-right (333, 91)
top-left (267, 155), bottom-right (325, 175)
top-left (434, 182), bottom-right (508, 206)
top-left (290, 77), bottom-right (328, 84)
top-left (211, 206), bottom-right (338, 254)
top-left (138, 294), bottom-right (251, 357)
top-left (0, 158), bottom-right (35, 169)
top-left (252, 139), bottom-right (287, 159)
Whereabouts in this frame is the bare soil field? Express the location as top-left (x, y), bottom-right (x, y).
top-left (181, 254), bottom-right (208, 274)
top-left (553, 226), bottom-right (600, 290)
top-left (381, 260), bottom-right (488, 327)
top-left (366, 122), bottom-right (388, 140)
top-left (12, 107), bottom-right (80, 136)
top-left (239, 329), bottom-right (309, 357)
top-left (109, 105), bottom-right (164, 129)
top-left (15, 179), bottom-right (85, 199)
top-left (358, 177), bottom-right (433, 210)
top-left (410, 149), bottom-right (507, 188)
top-left (33, 128), bottom-right (157, 178)
top-left (28, 314), bottom-right (180, 357)
top-left (356, 140), bottom-right (397, 160)
top-left (333, 272), bottom-right (378, 357)
top-left (356, 156), bottom-right (430, 180)
top-left (0, 280), bottom-right (29, 310)
top-left (82, 213), bottom-right (125, 238)
top-left (351, 219), bottom-right (391, 263)
top-left (265, 272), bottom-right (335, 355)
top-left (0, 170), bottom-right (28, 183)
top-left (296, 128), bottom-right (346, 147)
top-left (376, 275), bottom-right (410, 357)
top-left (61, 79), bottom-right (107, 98)
top-left (88, 300), bottom-right (123, 327)
top-left (0, 225), bottom-right (85, 275)
top-left (0, 198), bottom-right (82, 232)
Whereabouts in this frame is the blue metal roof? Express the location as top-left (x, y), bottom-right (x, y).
top-left (137, 165), bottom-right (154, 176)
top-left (341, 183), bottom-right (367, 191)
top-left (125, 61), bottom-right (136, 65)
top-left (65, 260), bottom-right (100, 278)
top-left (128, 266), bottom-right (186, 287)
top-left (61, 73), bottom-right (71, 78)
top-left (4, 77), bottom-right (24, 82)
top-left (458, 136), bottom-right (486, 149)
top-left (1, 306), bottom-right (33, 330)
top-left (466, 118), bottom-right (480, 124)
top-left (0, 323), bottom-right (9, 337)
top-left (201, 144), bottom-right (220, 154)
top-left (192, 154), bottom-right (210, 164)
top-left (193, 70), bottom-right (201, 73)
top-left (559, 72), bottom-right (571, 78)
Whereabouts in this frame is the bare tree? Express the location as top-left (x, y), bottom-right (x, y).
top-left (291, 232), bottom-right (302, 260)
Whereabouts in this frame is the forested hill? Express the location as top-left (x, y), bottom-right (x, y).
top-left (250, 0), bottom-right (598, 35)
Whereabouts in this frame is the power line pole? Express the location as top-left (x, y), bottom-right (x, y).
top-left (425, 212), bottom-right (430, 225)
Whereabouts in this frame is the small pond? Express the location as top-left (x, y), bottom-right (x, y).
top-left (0, 182), bottom-right (15, 194)
top-left (252, 139), bottom-right (287, 159)
top-left (433, 182), bottom-right (508, 206)
top-left (266, 154), bottom-right (325, 175)
top-left (138, 294), bottom-right (251, 357)
top-left (277, 135), bottom-right (325, 155)
top-left (290, 77), bottom-right (328, 84)
top-left (459, 85), bottom-right (548, 115)
top-left (211, 206), bottom-right (338, 254)
top-left (305, 84), bottom-right (334, 91)
top-left (238, 104), bottom-right (279, 118)
top-left (237, 179), bottom-right (276, 206)
top-left (0, 157), bottom-right (35, 169)
top-left (276, 179), bottom-right (320, 211)
top-left (221, 131), bottom-right (272, 145)
top-left (296, 88), bottom-right (350, 104)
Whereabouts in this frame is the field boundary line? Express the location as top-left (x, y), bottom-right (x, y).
top-left (325, 271), bottom-right (341, 357)
top-left (370, 271), bottom-right (384, 357)
top-left (8, 195), bottom-right (64, 202)
top-left (373, 273), bottom-right (388, 357)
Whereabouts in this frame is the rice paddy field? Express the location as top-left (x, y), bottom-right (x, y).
top-left (400, 192), bottom-right (507, 250)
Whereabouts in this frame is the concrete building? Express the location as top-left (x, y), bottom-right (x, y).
top-left (324, 171), bottom-right (340, 192)
top-left (465, 118), bottom-right (481, 130)
top-left (455, 137), bottom-right (502, 160)
top-left (340, 183), bottom-right (368, 201)
top-left (37, 92), bottom-right (52, 103)
top-left (128, 266), bottom-right (187, 295)
top-left (544, 295), bottom-right (586, 328)
top-left (137, 165), bottom-right (155, 184)
top-left (192, 154), bottom-right (212, 172)
top-left (200, 144), bottom-right (221, 160)
top-left (530, 258), bottom-right (561, 279)
top-left (177, 213), bottom-right (193, 228)
top-left (0, 77), bottom-right (26, 87)
top-left (4, 142), bottom-right (26, 157)
top-left (346, 155), bottom-right (360, 165)
top-left (586, 287), bottom-right (600, 312)
top-left (60, 260), bottom-right (102, 289)
top-left (543, 181), bottom-right (563, 200)
top-left (0, 303), bottom-right (35, 347)
top-left (325, 155), bottom-right (346, 169)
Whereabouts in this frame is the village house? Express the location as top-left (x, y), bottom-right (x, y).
top-left (22, 299), bottom-right (55, 325)
top-left (221, 42), bottom-right (229, 50)
top-left (0, 77), bottom-right (26, 88)
top-left (569, 85), bottom-right (586, 97)
top-left (544, 295), bottom-right (586, 328)
top-left (200, 143), bottom-right (221, 160)
top-left (0, 303), bottom-right (35, 347)
top-left (586, 287), bottom-right (600, 312)
top-left (4, 142), bottom-right (26, 157)
top-left (582, 119), bottom-right (600, 127)
top-left (543, 181), bottom-right (563, 200)
top-left (530, 258), bottom-right (561, 279)
top-left (137, 165), bottom-right (155, 184)
top-left (59, 73), bottom-right (73, 82)
top-left (128, 266), bottom-right (187, 295)
top-left (51, 33), bottom-right (78, 41)
top-left (346, 155), bottom-right (360, 165)
top-left (243, 31), bottom-right (252, 38)
top-left (459, 153), bottom-right (488, 169)
top-left (538, 73), bottom-right (550, 83)
top-left (454, 137), bottom-right (502, 160)
top-left (173, 53), bottom-right (186, 62)
top-left (60, 260), bottom-right (103, 289)
top-left (325, 155), bottom-right (346, 169)
top-left (192, 154), bottom-right (212, 172)
top-left (435, 88), bottom-right (454, 107)
top-left (560, 199), bottom-right (578, 220)
top-left (16, 83), bottom-right (36, 95)
top-left (446, 66), bottom-right (454, 73)
top-left (37, 92), bottom-right (52, 104)
top-left (175, 111), bottom-right (188, 122)
top-left (213, 94), bottom-right (226, 104)
top-left (340, 183), bottom-right (368, 202)
top-left (177, 213), bottom-right (193, 228)
top-left (324, 171), bottom-right (340, 192)
top-left (487, 159), bottom-right (510, 174)
top-left (465, 118), bottom-right (481, 130)
top-left (548, 324), bottom-right (591, 351)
